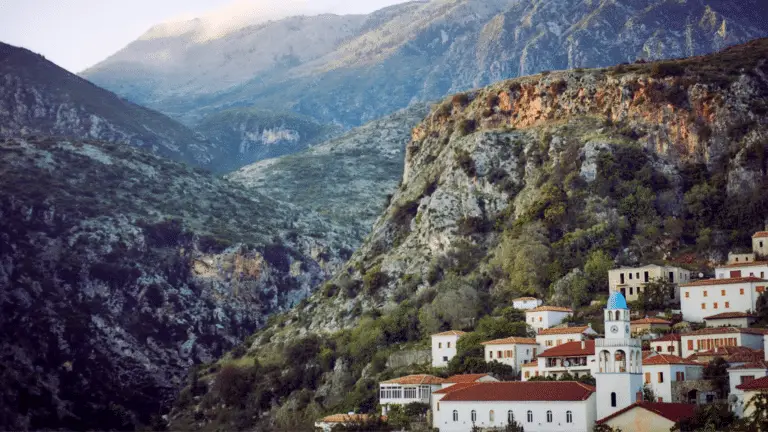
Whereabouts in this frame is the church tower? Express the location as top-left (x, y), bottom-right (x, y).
top-left (595, 291), bottom-right (644, 421)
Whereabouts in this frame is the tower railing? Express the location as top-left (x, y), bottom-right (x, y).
top-left (596, 339), bottom-right (642, 348)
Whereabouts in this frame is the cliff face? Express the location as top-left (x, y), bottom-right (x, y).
top-left (0, 137), bottom-right (352, 430)
top-left (168, 39), bottom-right (768, 431)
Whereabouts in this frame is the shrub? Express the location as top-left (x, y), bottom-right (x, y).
top-left (485, 93), bottom-right (500, 109)
top-left (452, 93), bottom-right (471, 106)
top-left (212, 365), bottom-right (254, 407)
top-left (322, 283), bottom-right (339, 297)
top-left (457, 119), bottom-right (476, 136)
top-left (198, 235), bottom-right (232, 254)
top-left (141, 218), bottom-right (189, 248)
top-left (455, 149), bottom-right (477, 177)
top-left (456, 216), bottom-right (490, 236)
top-left (650, 61), bottom-right (685, 78)
top-left (363, 265), bottom-right (389, 295)
top-left (392, 199), bottom-right (420, 229)
top-left (549, 79), bottom-right (567, 96)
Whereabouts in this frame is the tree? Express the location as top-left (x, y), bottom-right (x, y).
top-left (641, 384), bottom-right (657, 402)
top-left (418, 274), bottom-right (479, 335)
top-left (634, 277), bottom-right (676, 314)
top-left (593, 425), bottom-right (622, 432)
top-left (550, 269), bottom-right (590, 309)
top-left (672, 403), bottom-right (735, 431)
top-left (584, 249), bottom-right (614, 292)
top-left (703, 357), bottom-right (730, 397)
top-left (505, 411), bottom-right (525, 432)
top-left (756, 292), bottom-right (768, 326)
top-left (739, 392), bottom-right (768, 431)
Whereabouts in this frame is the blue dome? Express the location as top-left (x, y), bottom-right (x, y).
top-left (607, 291), bottom-right (629, 310)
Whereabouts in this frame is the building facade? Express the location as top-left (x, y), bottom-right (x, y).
top-left (595, 402), bottom-right (695, 432)
top-left (512, 297), bottom-right (543, 310)
top-left (728, 361), bottom-right (768, 417)
top-left (680, 327), bottom-right (768, 358)
top-left (608, 265), bottom-right (691, 302)
top-left (431, 331), bottom-right (465, 367)
top-left (753, 231), bottom-right (768, 257)
top-left (715, 262), bottom-right (768, 280)
top-left (650, 334), bottom-right (682, 357)
top-left (481, 337), bottom-right (539, 371)
top-left (630, 317), bottom-right (672, 336)
top-left (525, 306), bottom-right (573, 331)
top-left (379, 375), bottom-right (444, 415)
top-left (642, 355), bottom-right (704, 403)
top-left (704, 312), bottom-right (757, 328)
top-left (679, 277), bottom-right (767, 322)
top-left (533, 340), bottom-right (597, 380)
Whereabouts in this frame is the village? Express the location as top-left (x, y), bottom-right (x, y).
top-left (316, 230), bottom-right (768, 431)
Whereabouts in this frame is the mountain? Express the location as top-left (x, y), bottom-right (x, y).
top-left (84, 0), bottom-right (768, 130)
top-left (196, 107), bottom-right (342, 173)
top-left (228, 104), bottom-right (430, 245)
top-left (0, 136), bottom-right (355, 430)
top-left (168, 38), bottom-right (768, 431)
top-left (0, 42), bottom-right (213, 167)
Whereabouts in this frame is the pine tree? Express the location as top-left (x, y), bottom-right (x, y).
top-left (505, 412), bottom-right (524, 432)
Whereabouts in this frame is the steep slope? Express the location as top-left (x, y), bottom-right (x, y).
top-left (85, 0), bottom-right (768, 129)
top-left (0, 42), bottom-right (212, 167)
top-left (196, 108), bottom-right (342, 173)
top-left (0, 137), bottom-right (353, 431)
top-left (228, 104), bottom-right (430, 244)
top-left (169, 39), bottom-right (768, 431)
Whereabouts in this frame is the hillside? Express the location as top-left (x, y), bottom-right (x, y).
top-left (84, 0), bottom-right (768, 129)
top-left (0, 42), bottom-right (213, 168)
top-left (168, 38), bottom-right (768, 431)
top-left (228, 104), bottom-right (430, 244)
top-left (0, 137), bottom-right (355, 430)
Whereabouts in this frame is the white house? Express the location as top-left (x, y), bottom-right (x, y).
top-left (535, 325), bottom-right (598, 350)
top-left (431, 374), bottom-right (499, 427)
top-left (715, 262), bottom-right (768, 280)
top-left (526, 306), bottom-right (573, 331)
top-left (736, 375), bottom-right (768, 419)
top-left (755, 231), bottom-right (768, 257)
top-left (379, 374), bottom-right (444, 415)
top-left (520, 361), bottom-right (540, 381)
top-left (434, 381), bottom-right (597, 432)
top-left (728, 252), bottom-right (757, 265)
top-left (431, 330), bottom-right (466, 367)
top-left (481, 337), bottom-right (539, 371)
top-left (608, 264), bottom-right (691, 302)
top-left (704, 312), bottom-right (757, 328)
top-left (512, 297), bottom-right (543, 310)
top-left (641, 354), bottom-right (704, 403)
top-left (679, 277), bottom-right (767, 322)
top-left (728, 361), bottom-right (768, 417)
top-left (534, 340), bottom-right (596, 380)
top-left (680, 327), bottom-right (768, 358)
top-left (650, 334), bottom-right (682, 357)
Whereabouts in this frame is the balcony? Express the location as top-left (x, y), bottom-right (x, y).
top-left (596, 339), bottom-right (642, 348)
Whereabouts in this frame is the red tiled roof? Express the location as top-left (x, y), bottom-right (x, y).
top-left (528, 306), bottom-right (573, 313)
top-left (651, 334), bottom-right (682, 342)
top-left (521, 361), bottom-right (539, 368)
top-left (631, 317), bottom-right (672, 325)
top-left (539, 340), bottom-right (595, 357)
top-left (482, 337), bottom-right (538, 345)
top-left (683, 327), bottom-right (768, 336)
top-left (643, 354), bottom-right (702, 366)
top-left (704, 312), bottom-right (757, 320)
top-left (685, 347), bottom-right (763, 363)
top-left (439, 381), bottom-right (595, 402)
top-left (737, 375), bottom-right (768, 390)
top-left (382, 375), bottom-right (445, 385)
top-left (596, 402), bottom-right (696, 425)
top-left (444, 374), bottom-right (492, 383)
top-left (720, 260), bottom-right (768, 269)
top-left (319, 414), bottom-right (386, 423)
top-left (753, 232), bottom-right (768, 239)
top-left (681, 277), bottom-right (767, 287)
top-left (728, 350), bottom-right (766, 364)
top-left (537, 325), bottom-right (591, 336)
top-left (431, 330), bottom-right (467, 337)
top-left (643, 351), bottom-right (658, 360)
top-left (433, 383), bottom-right (480, 394)
top-left (728, 360), bottom-right (768, 370)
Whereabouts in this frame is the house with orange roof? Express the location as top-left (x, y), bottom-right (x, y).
top-left (641, 354), bottom-right (704, 402)
top-left (630, 317), bottom-right (672, 336)
top-left (512, 296), bottom-right (543, 310)
top-left (431, 330), bottom-right (466, 367)
top-left (704, 311), bottom-right (757, 328)
top-left (314, 414), bottom-right (386, 432)
top-left (650, 333), bottom-right (682, 357)
top-left (680, 327), bottom-right (768, 358)
top-left (434, 381), bottom-right (597, 432)
top-left (728, 360), bottom-right (768, 417)
top-left (679, 277), bottom-right (768, 322)
top-left (430, 375), bottom-right (498, 428)
top-left (754, 230), bottom-right (768, 257)
top-left (529, 340), bottom-right (597, 381)
top-left (379, 374), bottom-right (445, 415)
top-left (595, 402), bottom-right (695, 432)
top-left (525, 306), bottom-right (573, 331)
top-left (535, 325), bottom-right (598, 350)
top-left (481, 336), bottom-right (539, 371)
top-left (736, 374), bottom-right (768, 418)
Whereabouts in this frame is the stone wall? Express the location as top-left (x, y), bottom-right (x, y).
top-left (387, 350), bottom-right (431, 369)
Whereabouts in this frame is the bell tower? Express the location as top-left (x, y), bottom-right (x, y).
top-left (595, 291), bottom-right (644, 421)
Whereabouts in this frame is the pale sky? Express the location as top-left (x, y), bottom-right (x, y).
top-left (0, 0), bottom-right (413, 73)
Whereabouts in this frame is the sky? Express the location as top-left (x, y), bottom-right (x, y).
top-left (0, 0), bottom-right (412, 73)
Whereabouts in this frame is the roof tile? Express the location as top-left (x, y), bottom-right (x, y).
top-left (538, 340), bottom-right (595, 357)
top-left (753, 232), bottom-right (768, 239)
top-left (631, 317), bottom-right (672, 325)
top-left (481, 337), bottom-right (538, 345)
top-left (527, 306), bottom-right (573, 313)
top-left (433, 383), bottom-right (480, 394)
top-left (431, 330), bottom-right (467, 337)
top-left (439, 381), bottom-right (595, 402)
top-left (683, 327), bottom-right (768, 336)
top-left (651, 334), bottom-right (682, 342)
top-left (728, 360), bottom-right (768, 370)
top-left (737, 375), bottom-right (768, 390)
top-left (720, 260), bottom-right (768, 269)
top-left (703, 312), bottom-right (757, 320)
top-left (681, 277), bottom-right (767, 287)
top-left (381, 374), bottom-right (445, 385)
top-left (643, 354), bottom-right (702, 366)
top-left (444, 374), bottom-right (492, 383)
top-left (537, 325), bottom-right (591, 336)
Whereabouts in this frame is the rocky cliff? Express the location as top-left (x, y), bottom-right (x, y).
top-left (0, 42), bottom-right (213, 168)
top-left (0, 136), bottom-right (354, 430)
top-left (168, 38), bottom-right (768, 431)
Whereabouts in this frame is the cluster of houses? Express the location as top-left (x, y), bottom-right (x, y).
top-left (316, 231), bottom-right (768, 431)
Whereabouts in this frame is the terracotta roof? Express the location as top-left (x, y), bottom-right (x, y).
top-left (431, 330), bottom-right (467, 337)
top-left (381, 375), bottom-right (445, 385)
top-left (537, 325), bottom-right (591, 336)
top-left (513, 297), bottom-right (539, 301)
top-left (482, 337), bottom-right (538, 345)
top-left (527, 306), bottom-right (573, 313)
top-left (444, 374), bottom-right (492, 383)
top-left (439, 381), bottom-right (595, 402)
top-left (651, 334), bottom-right (682, 342)
top-left (643, 354), bottom-right (702, 366)
top-left (720, 260), bottom-right (768, 269)
top-left (433, 383), bottom-right (480, 394)
top-left (685, 347), bottom-right (763, 363)
top-left (737, 375), bottom-right (768, 390)
top-left (728, 360), bottom-right (768, 370)
top-left (596, 402), bottom-right (696, 425)
top-left (538, 340), bottom-right (595, 357)
top-left (728, 349), bottom-right (766, 364)
top-left (683, 327), bottom-right (768, 336)
top-left (631, 317), bottom-right (672, 325)
top-left (753, 232), bottom-right (768, 239)
top-left (643, 351), bottom-right (658, 360)
top-left (681, 277), bottom-right (767, 287)
top-left (319, 414), bottom-right (386, 424)
top-left (521, 361), bottom-right (539, 368)
top-left (704, 312), bottom-right (757, 320)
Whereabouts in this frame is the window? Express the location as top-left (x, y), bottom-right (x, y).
top-left (722, 290), bottom-right (726, 296)
top-left (525, 371), bottom-right (530, 378)
top-left (437, 403), bottom-right (440, 411)
top-left (714, 302), bottom-right (718, 309)
top-left (508, 411), bottom-right (514, 423)
top-left (566, 411), bottom-right (573, 423)
top-left (701, 303), bottom-right (706, 310)
top-left (546, 411), bottom-right (553, 423)
top-left (644, 271), bottom-right (649, 282)
top-left (438, 342), bottom-right (442, 348)
top-left (645, 372), bottom-right (650, 383)
top-left (685, 291), bottom-right (689, 298)
top-left (489, 410), bottom-right (495, 423)
top-left (741, 375), bottom-right (756, 385)
top-left (676, 371), bottom-right (685, 381)
top-left (658, 372), bottom-right (664, 383)
top-left (741, 288), bottom-right (745, 295)
top-left (611, 392), bottom-right (617, 407)
top-left (443, 356), bottom-right (448, 361)
top-left (404, 387), bottom-right (417, 399)
top-left (539, 317), bottom-right (543, 322)
top-left (471, 410), bottom-right (477, 422)
top-left (620, 273), bottom-right (625, 284)
top-left (447, 342), bottom-right (451, 348)
top-left (703, 290), bottom-right (708, 297)
top-left (668, 346), bottom-right (675, 353)
top-left (453, 410), bottom-right (458, 422)
top-left (725, 302), bottom-right (730, 308)
top-left (546, 340), bottom-right (553, 347)
top-left (489, 351), bottom-right (493, 359)
top-left (762, 272), bottom-right (765, 279)
top-left (687, 340), bottom-right (694, 350)
top-left (758, 286), bottom-right (766, 294)
top-left (527, 411), bottom-right (533, 422)
top-left (669, 271), bottom-right (675, 282)
top-left (629, 273), bottom-right (633, 280)
top-left (497, 351), bottom-right (502, 358)
top-left (656, 346), bottom-right (662, 352)
top-left (556, 339), bottom-right (562, 346)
